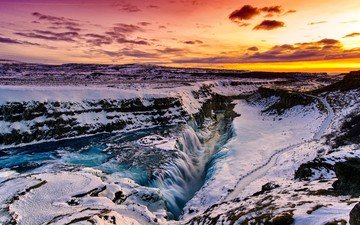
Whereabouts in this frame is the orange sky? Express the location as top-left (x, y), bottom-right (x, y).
top-left (0, 0), bottom-right (359, 72)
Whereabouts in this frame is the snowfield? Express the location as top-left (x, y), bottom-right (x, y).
top-left (182, 97), bottom-right (325, 219)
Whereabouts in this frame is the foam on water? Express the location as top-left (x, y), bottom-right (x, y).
top-left (148, 119), bottom-right (234, 220)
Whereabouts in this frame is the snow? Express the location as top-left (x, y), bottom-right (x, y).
top-left (226, 99), bottom-right (325, 196)
top-left (3, 171), bottom-right (166, 225)
top-left (2, 71), bottom-right (358, 224)
top-left (0, 80), bottom-right (256, 105)
top-left (10, 172), bottom-right (104, 225)
top-left (0, 79), bottom-right (265, 149)
top-left (183, 98), bottom-right (325, 218)
top-left (0, 169), bottom-right (18, 183)
top-left (0, 80), bottom-right (260, 112)
top-left (0, 85), bottom-right (141, 104)
top-left (294, 202), bottom-right (355, 225)
top-left (179, 83), bottom-right (360, 224)
top-left (92, 211), bottom-right (144, 225)
top-left (137, 135), bottom-right (177, 150)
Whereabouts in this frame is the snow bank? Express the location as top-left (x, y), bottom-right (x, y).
top-left (183, 99), bottom-right (325, 218)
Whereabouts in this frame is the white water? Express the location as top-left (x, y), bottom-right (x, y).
top-left (150, 121), bottom-right (222, 219)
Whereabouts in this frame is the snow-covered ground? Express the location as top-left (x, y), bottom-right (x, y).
top-left (182, 97), bottom-right (325, 219)
top-left (1, 170), bottom-right (168, 225)
top-left (0, 80), bottom-right (261, 110)
top-left (181, 78), bottom-right (360, 224)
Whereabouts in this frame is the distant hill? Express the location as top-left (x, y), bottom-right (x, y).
top-left (313, 70), bottom-right (360, 93)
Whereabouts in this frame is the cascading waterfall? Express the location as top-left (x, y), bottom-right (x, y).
top-left (149, 122), bottom-right (222, 219)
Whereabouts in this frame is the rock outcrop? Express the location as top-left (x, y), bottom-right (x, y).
top-left (333, 158), bottom-right (360, 196)
top-left (350, 202), bottom-right (360, 225)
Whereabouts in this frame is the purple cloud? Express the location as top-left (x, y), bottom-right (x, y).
top-left (253, 20), bottom-right (285, 30)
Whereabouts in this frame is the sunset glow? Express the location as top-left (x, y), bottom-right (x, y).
top-left (0, 0), bottom-right (359, 72)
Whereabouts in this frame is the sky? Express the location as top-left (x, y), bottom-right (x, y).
top-left (0, 0), bottom-right (359, 72)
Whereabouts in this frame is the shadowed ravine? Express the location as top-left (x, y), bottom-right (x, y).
top-left (151, 113), bottom-right (235, 219)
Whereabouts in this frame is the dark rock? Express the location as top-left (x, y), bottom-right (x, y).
top-left (314, 70), bottom-right (360, 93)
top-left (256, 87), bottom-right (314, 115)
top-left (0, 96), bottom-right (188, 146)
top-left (270, 213), bottom-right (294, 225)
top-left (253, 182), bottom-right (280, 196)
top-left (325, 219), bottom-right (347, 225)
top-left (113, 191), bottom-right (127, 204)
top-left (294, 159), bottom-right (333, 181)
top-left (334, 113), bottom-right (360, 147)
top-left (141, 193), bottom-right (161, 202)
top-left (333, 158), bottom-right (360, 196)
top-left (67, 198), bottom-right (80, 206)
top-left (350, 202), bottom-right (360, 225)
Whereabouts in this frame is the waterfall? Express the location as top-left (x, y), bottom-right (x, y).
top-left (149, 124), bottom-right (214, 219)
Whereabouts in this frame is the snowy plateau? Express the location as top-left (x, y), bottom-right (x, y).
top-left (1, 63), bottom-right (360, 225)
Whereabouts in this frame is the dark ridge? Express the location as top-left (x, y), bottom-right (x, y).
top-left (350, 203), bottom-right (360, 225)
top-left (332, 158), bottom-right (360, 196)
top-left (0, 62), bottom-right (326, 81)
top-left (0, 97), bottom-right (185, 146)
top-left (313, 70), bottom-right (360, 93)
top-left (254, 87), bottom-right (314, 115)
top-left (333, 112), bottom-right (360, 147)
top-left (294, 159), bottom-right (334, 181)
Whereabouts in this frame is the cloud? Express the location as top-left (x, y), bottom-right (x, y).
top-left (308, 21), bottom-right (327, 26)
top-left (85, 33), bottom-right (113, 46)
top-left (247, 46), bottom-right (259, 51)
top-left (173, 56), bottom-right (236, 64)
top-left (31, 12), bottom-right (81, 31)
top-left (121, 49), bottom-right (157, 58)
top-left (243, 38), bottom-right (349, 62)
top-left (261, 6), bottom-right (282, 14)
top-left (253, 20), bottom-right (285, 30)
top-left (82, 21), bottom-right (147, 47)
top-left (15, 30), bottom-right (79, 42)
top-left (32, 12), bottom-right (75, 23)
top-left (173, 38), bottom-right (360, 64)
top-left (96, 46), bottom-right (188, 60)
top-left (30, 12), bottom-right (83, 36)
top-left (109, 23), bottom-right (144, 35)
top-left (85, 23), bottom-right (146, 46)
top-left (117, 3), bottom-right (141, 13)
top-left (229, 5), bottom-right (286, 23)
top-left (284, 10), bottom-right (297, 14)
top-left (236, 22), bottom-right (250, 27)
top-left (157, 47), bottom-right (188, 54)
top-left (116, 37), bottom-right (149, 45)
top-left (138, 22), bottom-right (151, 26)
top-left (0, 36), bottom-right (22, 44)
top-left (184, 40), bottom-right (203, 45)
top-left (148, 5), bottom-right (159, 9)
top-left (82, 22), bottom-right (148, 47)
top-left (99, 49), bottom-right (158, 58)
top-left (341, 20), bottom-right (358, 24)
top-left (28, 11), bottom-right (147, 48)
top-left (343, 32), bottom-right (360, 38)
top-left (229, 5), bottom-right (260, 21)
top-left (63, 26), bottom-right (82, 32)
top-left (0, 36), bottom-right (40, 46)
top-left (317, 38), bottom-right (340, 45)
